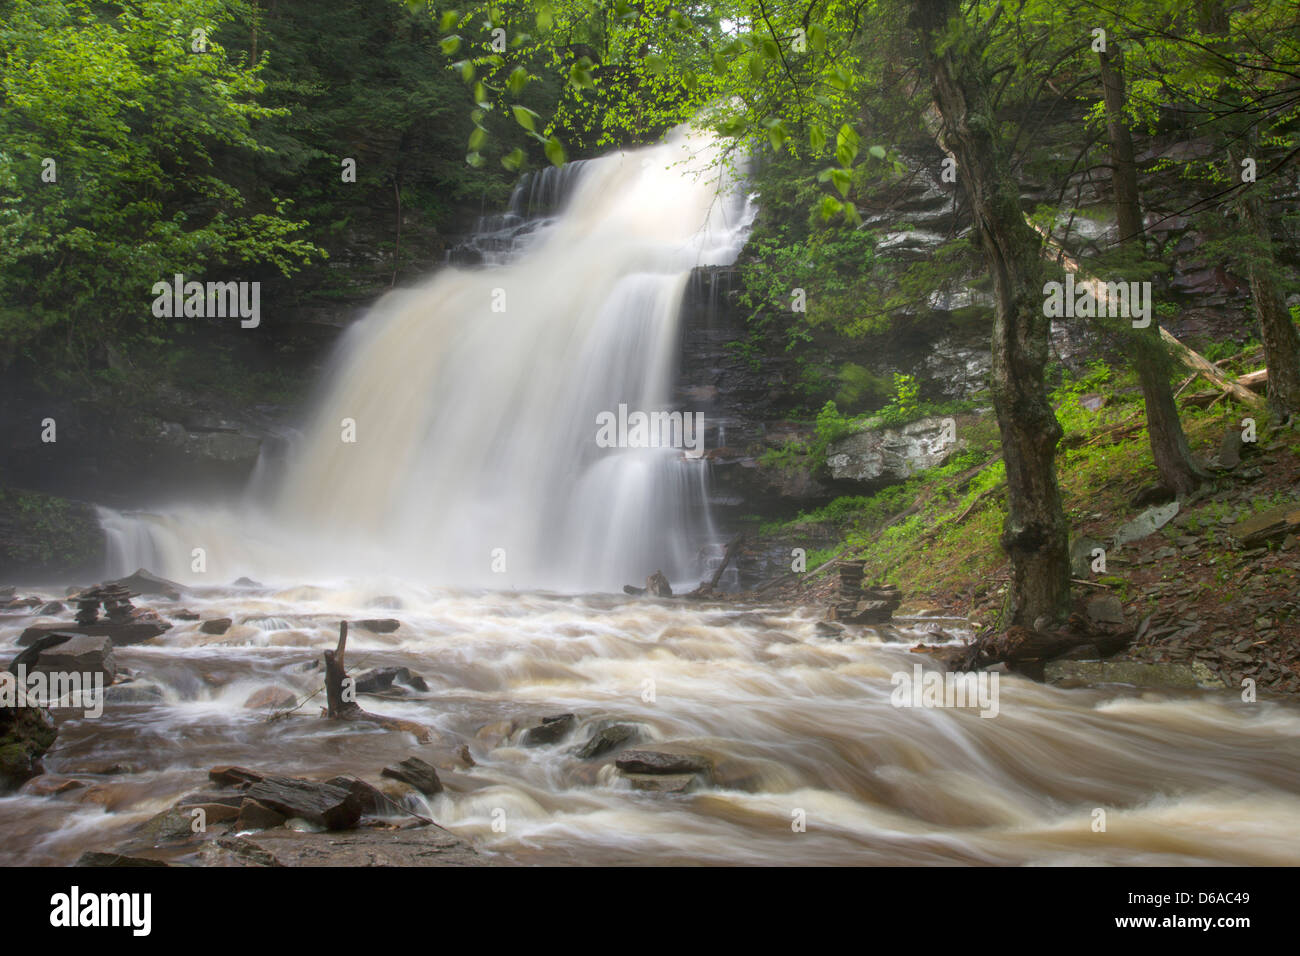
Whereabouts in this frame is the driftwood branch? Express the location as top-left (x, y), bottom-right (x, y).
top-left (687, 534), bottom-right (745, 598)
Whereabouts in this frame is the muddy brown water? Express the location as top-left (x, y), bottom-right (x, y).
top-left (3, 585), bottom-right (1298, 866)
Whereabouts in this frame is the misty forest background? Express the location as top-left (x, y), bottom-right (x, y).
top-left (1, 0), bottom-right (1298, 652)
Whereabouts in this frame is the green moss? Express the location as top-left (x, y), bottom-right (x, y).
top-left (0, 489), bottom-right (105, 575)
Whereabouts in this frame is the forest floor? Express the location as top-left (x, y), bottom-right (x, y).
top-left (738, 356), bottom-right (1300, 698)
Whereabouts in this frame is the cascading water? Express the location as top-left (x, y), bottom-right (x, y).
top-left (99, 128), bottom-right (755, 591)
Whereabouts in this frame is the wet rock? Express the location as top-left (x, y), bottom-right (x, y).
top-left (105, 680), bottom-right (165, 704)
top-left (574, 723), bottom-right (640, 759)
top-left (135, 806), bottom-right (202, 844)
top-left (106, 568), bottom-right (184, 601)
top-left (814, 621), bottom-right (846, 639)
top-left (76, 851), bottom-right (171, 867)
top-left (24, 633), bottom-right (116, 682)
top-left (210, 824), bottom-right (481, 867)
top-left (325, 776), bottom-right (390, 815)
top-left (243, 776), bottom-right (363, 830)
top-left (170, 608), bottom-right (200, 621)
top-left (199, 617), bottom-right (232, 635)
top-left (380, 757), bottom-right (443, 797)
top-left (208, 765), bottom-right (265, 789)
top-left (177, 790), bottom-right (246, 809)
top-left (232, 577), bottom-right (263, 588)
top-left (522, 713), bottom-right (576, 746)
top-left (17, 620), bottom-right (168, 647)
top-left (615, 750), bottom-right (712, 776)
top-left (235, 797), bottom-right (288, 831)
top-left (36, 601), bottom-right (65, 615)
top-left (624, 772), bottom-right (697, 793)
top-left (354, 666), bottom-right (428, 694)
top-left (187, 803), bottom-right (240, 825)
top-left (242, 686), bottom-right (298, 710)
top-left (353, 618), bottom-right (401, 633)
top-left (475, 719), bottom-right (515, 748)
top-left (645, 571), bottom-right (673, 597)
top-left (24, 775), bottom-right (87, 796)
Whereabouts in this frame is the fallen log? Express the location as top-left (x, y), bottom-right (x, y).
top-left (324, 622), bottom-right (432, 742)
top-left (1160, 329), bottom-right (1264, 408)
top-left (921, 614), bottom-right (1132, 673)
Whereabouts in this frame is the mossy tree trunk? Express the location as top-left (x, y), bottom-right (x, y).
top-left (912, 0), bottom-right (1071, 626)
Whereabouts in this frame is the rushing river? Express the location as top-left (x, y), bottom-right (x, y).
top-left (8, 127), bottom-right (1298, 867)
top-left (3, 583), bottom-right (1299, 866)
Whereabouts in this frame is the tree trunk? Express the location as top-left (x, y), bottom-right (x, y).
top-left (913, 0), bottom-right (1071, 626)
top-left (1232, 148), bottom-right (1300, 423)
top-left (1098, 47), bottom-right (1206, 496)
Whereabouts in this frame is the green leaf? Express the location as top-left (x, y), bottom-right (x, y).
top-left (456, 59), bottom-right (475, 83)
top-left (569, 57), bottom-right (594, 89)
top-left (502, 147), bottom-right (526, 171)
top-left (439, 10), bottom-right (460, 32)
top-left (645, 53), bottom-right (668, 76)
top-left (868, 144), bottom-right (886, 160)
top-left (830, 167), bottom-right (851, 197)
top-left (809, 124), bottom-right (826, 152)
top-left (466, 151), bottom-right (485, 168)
top-left (507, 66), bottom-right (529, 95)
top-left (835, 124), bottom-right (860, 167)
top-left (473, 81), bottom-right (489, 107)
top-left (544, 135), bottom-right (567, 167)
top-left (712, 51), bottom-right (729, 75)
top-left (512, 104), bottom-right (539, 131)
top-left (536, 5), bottom-right (554, 31)
top-left (808, 23), bottom-right (828, 52)
top-left (764, 117), bottom-right (787, 150)
top-left (819, 196), bottom-right (844, 220)
top-left (440, 35), bottom-right (461, 55)
top-left (469, 125), bottom-right (488, 150)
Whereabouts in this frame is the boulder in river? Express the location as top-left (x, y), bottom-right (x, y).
top-left (574, 722), bottom-right (640, 759)
top-left (24, 633), bottom-right (116, 682)
top-left (352, 618), bottom-right (401, 633)
top-left (242, 686), bottom-right (298, 710)
top-left (615, 750), bottom-right (711, 776)
top-left (199, 617), bottom-right (232, 635)
top-left (380, 757), bottom-right (443, 797)
top-left (521, 713), bottom-right (576, 746)
top-left (243, 776), bottom-right (363, 830)
top-left (106, 569), bottom-right (184, 602)
top-left (235, 798), bottom-right (288, 831)
top-left (354, 666), bottom-right (428, 694)
top-left (18, 619), bottom-right (169, 648)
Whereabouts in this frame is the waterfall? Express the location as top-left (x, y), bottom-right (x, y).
top-left (99, 127), bottom-right (756, 591)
